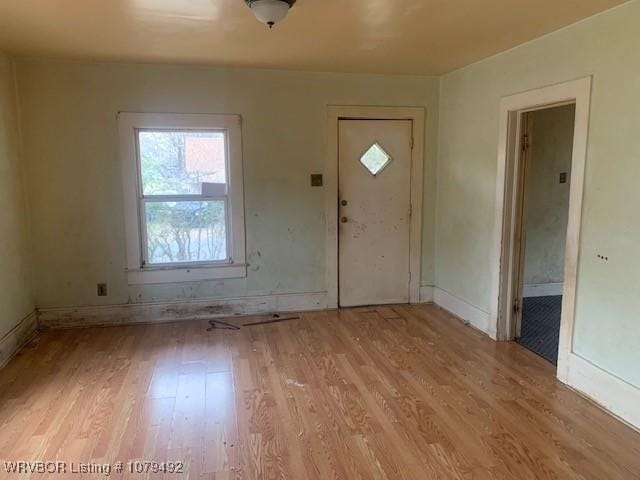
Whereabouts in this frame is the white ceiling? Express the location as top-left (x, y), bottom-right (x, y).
top-left (0, 0), bottom-right (627, 75)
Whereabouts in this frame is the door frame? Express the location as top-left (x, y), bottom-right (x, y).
top-left (326, 106), bottom-right (425, 308)
top-left (488, 77), bottom-right (591, 382)
top-left (511, 111), bottom-right (534, 340)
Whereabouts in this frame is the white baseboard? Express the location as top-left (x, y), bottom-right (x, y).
top-left (38, 292), bottom-right (328, 329)
top-left (419, 285), bottom-right (434, 303)
top-left (523, 282), bottom-right (564, 297)
top-left (433, 288), bottom-right (493, 337)
top-left (0, 311), bottom-right (38, 369)
top-left (565, 353), bottom-right (640, 431)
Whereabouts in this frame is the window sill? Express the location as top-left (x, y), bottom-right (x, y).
top-left (126, 264), bottom-right (247, 285)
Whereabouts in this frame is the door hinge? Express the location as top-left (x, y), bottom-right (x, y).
top-left (513, 298), bottom-right (520, 314)
top-left (408, 204), bottom-right (413, 218)
top-left (521, 133), bottom-right (530, 152)
top-left (410, 136), bottom-right (414, 150)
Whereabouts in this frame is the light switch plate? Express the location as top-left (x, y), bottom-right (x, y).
top-left (310, 174), bottom-right (323, 187)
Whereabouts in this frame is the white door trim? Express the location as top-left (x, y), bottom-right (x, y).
top-left (326, 106), bottom-right (425, 308)
top-left (489, 77), bottom-right (592, 383)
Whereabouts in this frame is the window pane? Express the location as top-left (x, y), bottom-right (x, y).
top-left (138, 130), bottom-right (226, 196)
top-left (360, 142), bottom-right (392, 176)
top-left (144, 200), bottom-right (227, 264)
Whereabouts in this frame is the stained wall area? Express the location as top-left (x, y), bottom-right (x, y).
top-left (14, 60), bottom-right (440, 308)
top-left (522, 105), bottom-right (575, 291)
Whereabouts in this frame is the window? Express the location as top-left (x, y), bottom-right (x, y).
top-left (119, 113), bottom-right (246, 284)
top-left (360, 142), bottom-right (392, 176)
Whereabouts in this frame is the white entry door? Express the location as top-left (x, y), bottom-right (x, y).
top-left (338, 119), bottom-right (413, 307)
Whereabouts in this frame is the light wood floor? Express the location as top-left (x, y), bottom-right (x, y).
top-left (1, 304), bottom-right (639, 479)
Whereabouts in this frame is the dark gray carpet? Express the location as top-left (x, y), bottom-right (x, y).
top-left (518, 295), bottom-right (562, 364)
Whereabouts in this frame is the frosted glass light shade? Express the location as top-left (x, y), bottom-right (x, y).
top-left (249, 0), bottom-right (291, 27)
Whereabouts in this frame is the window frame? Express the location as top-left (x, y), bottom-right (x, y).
top-left (118, 112), bottom-right (246, 284)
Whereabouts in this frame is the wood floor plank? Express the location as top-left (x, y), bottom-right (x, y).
top-left (0, 304), bottom-right (639, 479)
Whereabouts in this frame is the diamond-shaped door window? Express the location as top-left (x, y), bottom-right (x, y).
top-left (360, 142), bottom-right (392, 176)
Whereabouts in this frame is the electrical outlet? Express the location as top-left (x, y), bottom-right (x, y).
top-left (97, 283), bottom-right (108, 296)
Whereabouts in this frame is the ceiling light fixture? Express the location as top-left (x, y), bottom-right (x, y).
top-left (245, 0), bottom-right (296, 28)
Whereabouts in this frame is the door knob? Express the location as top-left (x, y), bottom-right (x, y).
top-left (341, 200), bottom-right (348, 206)
top-left (341, 216), bottom-right (348, 223)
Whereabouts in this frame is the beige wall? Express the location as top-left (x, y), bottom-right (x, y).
top-left (523, 105), bottom-right (575, 287)
top-left (0, 54), bottom-right (33, 339)
top-left (15, 59), bottom-right (439, 308)
top-left (436, 1), bottom-right (640, 387)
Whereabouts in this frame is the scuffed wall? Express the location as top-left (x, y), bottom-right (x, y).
top-left (15, 60), bottom-right (440, 308)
